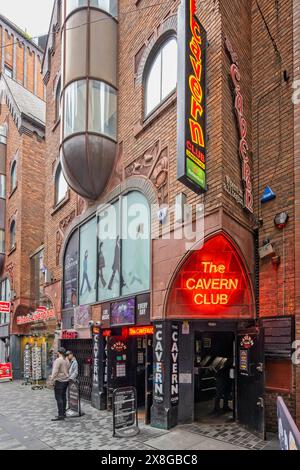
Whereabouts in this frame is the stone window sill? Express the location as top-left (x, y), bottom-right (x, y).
top-left (8, 245), bottom-right (16, 256)
top-left (134, 91), bottom-right (177, 139)
top-left (51, 190), bottom-right (70, 216)
top-left (9, 186), bottom-right (17, 199)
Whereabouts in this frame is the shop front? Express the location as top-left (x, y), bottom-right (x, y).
top-left (13, 306), bottom-right (57, 384)
top-left (151, 233), bottom-right (265, 438)
top-left (91, 293), bottom-right (153, 424)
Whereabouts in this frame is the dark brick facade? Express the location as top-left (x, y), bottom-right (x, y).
top-left (38, 0), bottom-right (299, 432)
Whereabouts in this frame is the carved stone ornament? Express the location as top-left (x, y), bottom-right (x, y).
top-left (125, 142), bottom-right (169, 204)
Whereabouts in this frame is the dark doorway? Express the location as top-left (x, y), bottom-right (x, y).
top-left (107, 333), bottom-right (153, 424)
top-left (194, 331), bottom-right (235, 424)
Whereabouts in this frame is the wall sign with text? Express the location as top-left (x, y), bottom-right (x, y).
top-left (167, 234), bottom-right (254, 319)
top-left (225, 37), bottom-right (253, 214)
top-left (177, 0), bottom-right (207, 194)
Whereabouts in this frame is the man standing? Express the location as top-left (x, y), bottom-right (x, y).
top-left (50, 347), bottom-right (70, 421)
top-left (66, 351), bottom-right (78, 383)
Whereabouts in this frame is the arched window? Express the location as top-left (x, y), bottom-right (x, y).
top-left (9, 220), bottom-right (16, 250)
top-left (55, 77), bottom-right (61, 121)
top-left (55, 163), bottom-right (68, 205)
top-left (144, 37), bottom-right (177, 117)
top-left (10, 161), bottom-right (17, 192)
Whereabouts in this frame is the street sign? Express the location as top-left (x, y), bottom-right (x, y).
top-left (67, 380), bottom-right (84, 418)
top-left (112, 387), bottom-right (139, 438)
top-left (277, 397), bottom-right (300, 450)
top-left (0, 363), bottom-right (13, 381)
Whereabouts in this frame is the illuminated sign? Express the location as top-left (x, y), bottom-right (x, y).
top-left (0, 302), bottom-right (10, 314)
top-left (61, 330), bottom-right (78, 340)
top-left (177, 0), bottom-right (207, 194)
top-left (167, 234), bottom-right (254, 319)
top-left (17, 308), bottom-right (56, 325)
top-left (128, 326), bottom-right (154, 337)
top-left (102, 329), bottom-right (111, 337)
top-left (225, 37), bottom-right (253, 213)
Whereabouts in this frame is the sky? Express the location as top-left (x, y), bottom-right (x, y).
top-left (0, 0), bottom-right (54, 38)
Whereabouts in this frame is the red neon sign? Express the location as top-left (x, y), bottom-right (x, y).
top-left (167, 234), bottom-right (254, 319)
top-left (128, 326), bottom-right (154, 337)
top-left (102, 329), bottom-right (111, 337)
top-left (0, 302), bottom-right (10, 314)
top-left (225, 37), bottom-right (253, 214)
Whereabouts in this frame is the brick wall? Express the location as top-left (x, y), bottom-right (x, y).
top-left (252, 0), bottom-right (296, 430)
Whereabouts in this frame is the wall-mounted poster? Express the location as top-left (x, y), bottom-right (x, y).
top-left (111, 298), bottom-right (135, 327)
top-left (79, 218), bottom-right (97, 306)
top-left (64, 230), bottom-right (79, 309)
top-left (98, 201), bottom-right (120, 302)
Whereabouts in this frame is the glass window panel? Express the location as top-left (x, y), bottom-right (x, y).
top-left (88, 80), bottom-right (117, 140)
top-left (64, 230), bottom-right (79, 309)
top-left (90, 0), bottom-right (118, 17)
top-left (5, 278), bottom-right (11, 302)
top-left (97, 200), bottom-right (120, 301)
top-left (79, 218), bottom-right (97, 305)
top-left (121, 192), bottom-right (150, 296)
top-left (56, 164), bottom-right (68, 204)
top-left (0, 175), bottom-right (5, 199)
top-left (0, 230), bottom-right (5, 253)
top-left (162, 38), bottom-right (177, 99)
top-left (11, 162), bottom-right (17, 191)
top-left (66, 0), bottom-right (87, 16)
top-left (10, 221), bottom-right (15, 249)
top-left (145, 53), bottom-right (161, 116)
top-left (64, 80), bottom-right (86, 138)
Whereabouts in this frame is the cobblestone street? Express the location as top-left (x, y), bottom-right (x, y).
top-left (0, 382), bottom-right (279, 451)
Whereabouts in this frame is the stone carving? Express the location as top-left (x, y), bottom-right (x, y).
top-left (77, 196), bottom-right (86, 216)
top-left (56, 210), bottom-right (76, 265)
top-left (6, 262), bottom-right (14, 289)
top-left (125, 142), bottom-right (169, 204)
top-left (125, 141), bottom-right (160, 178)
top-left (150, 148), bottom-right (169, 204)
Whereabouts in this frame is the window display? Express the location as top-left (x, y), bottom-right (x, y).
top-left (64, 230), bottom-right (79, 309)
top-left (121, 192), bottom-right (150, 296)
top-left (98, 200), bottom-right (120, 301)
top-left (79, 218), bottom-right (97, 305)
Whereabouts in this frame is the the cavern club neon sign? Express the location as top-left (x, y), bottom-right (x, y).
top-left (177, 0), bottom-right (207, 194)
top-left (225, 37), bottom-right (253, 214)
top-left (167, 234), bottom-right (253, 319)
top-left (186, 261), bottom-right (239, 306)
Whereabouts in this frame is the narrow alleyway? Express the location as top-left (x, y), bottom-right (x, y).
top-left (0, 382), bottom-right (278, 451)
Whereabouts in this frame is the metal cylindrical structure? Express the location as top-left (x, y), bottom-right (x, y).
top-left (0, 124), bottom-right (7, 275)
top-left (60, 0), bottom-right (118, 200)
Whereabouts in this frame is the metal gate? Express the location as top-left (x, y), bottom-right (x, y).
top-left (61, 339), bottom-right (93, 401)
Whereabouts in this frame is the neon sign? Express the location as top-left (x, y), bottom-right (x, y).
top-left (167, 234), bottom-right (254, 319)
top-left (225, 37), bottom-right (253, 214)
top-left (128, 326), bottom-right (154, 337)
top-left (177, 0), bottom-right (207, 193)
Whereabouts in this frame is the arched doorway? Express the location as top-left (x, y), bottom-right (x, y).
top-left (151, 233), bottom-right (265, 438)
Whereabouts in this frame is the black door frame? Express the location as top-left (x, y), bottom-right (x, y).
top-left (190, 319), bottom-right (255, 424)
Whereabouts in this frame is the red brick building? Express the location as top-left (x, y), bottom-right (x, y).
top-left (23, 0), bottom-right (300, 436)
top-left (0, 16), bottom-right (46, 378)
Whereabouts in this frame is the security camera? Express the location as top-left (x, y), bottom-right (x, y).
top-left (96, 321), bottom-right (101, 327)
top-left (88, 321), bottom-right (94, 328)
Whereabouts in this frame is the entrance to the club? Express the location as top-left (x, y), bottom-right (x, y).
top-left (191, 323), bottom-right (265, 438)
top-left (194, 331), bottom-right (235, 424)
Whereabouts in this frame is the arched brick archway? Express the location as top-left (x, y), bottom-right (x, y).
top-left (165, 232), bottom-right (255, 320)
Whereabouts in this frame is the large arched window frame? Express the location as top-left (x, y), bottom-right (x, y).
top-left (55, 77), bottom-right (62, 122)
top-left (10, 160), bottom-right (17, 193)
top-left (9, 219), bottom-right (16, 250)
top-left (55, 162), bottom-right (68, 205)
top-left (144, 36), bottom-right (178, 117)
top-left (62, 190), bottom-right (151, 308)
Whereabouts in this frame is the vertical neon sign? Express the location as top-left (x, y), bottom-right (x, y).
top-left (177, 0), bottom-right (207, 193)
